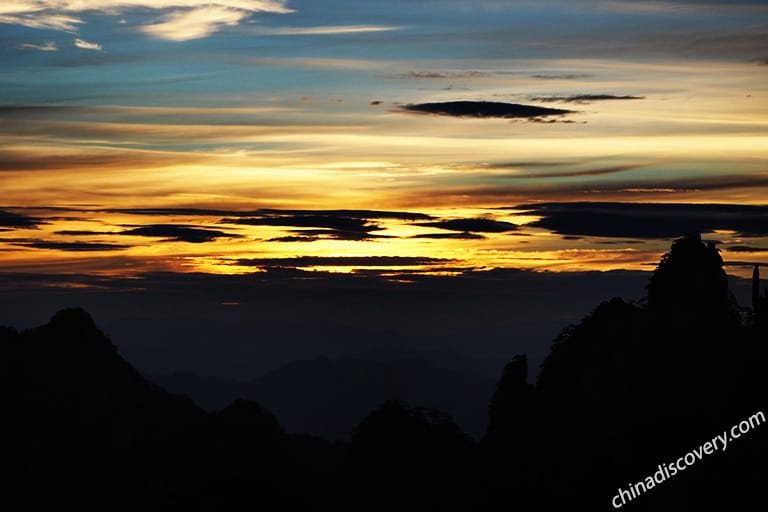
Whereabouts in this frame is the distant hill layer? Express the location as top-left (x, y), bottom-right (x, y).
top-left (155, 355), bottom-right (496, 439)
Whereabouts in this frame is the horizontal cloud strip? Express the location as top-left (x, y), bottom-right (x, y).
top-left (223, 215), bottom-right (379, 233)
top-left (480, 163), bottom-right (646, 180)
top-left (416, 218), bottom-right (518, 233)
top-left (531, 94), bottom-right (645, 103)
top-left (401, 101), bottom-right (574, 119)
top-left (235, 256), bottom-right (454, 268)
top-left (726, 245), bottom-right (768, 253)
top-left (119, 224), bottom-right (241, 243)
top-left (269, 229), bottom-right (392, 242)
top-left (74, 38), bottom-right (102, 50)
top-left (259, 25), bottom-right (403, 36)
top-left (516, 202), bottom-right (768, 239)
top-left (411, 232), bottom-right (487, 240)
top-left (117, 208), bottom-right (433, 221)
top-left (531, 74), bottom-right (593, 80)
top-left (0, 210), bottom-right (44, 229)
top-left (13, 240), bottom-right (128, 252)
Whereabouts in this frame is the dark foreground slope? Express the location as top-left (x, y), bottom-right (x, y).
top-left (1, 233), bottom-right (766, 511)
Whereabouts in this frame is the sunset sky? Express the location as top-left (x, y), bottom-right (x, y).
top-left (2, 0), bottom-right (767, 279)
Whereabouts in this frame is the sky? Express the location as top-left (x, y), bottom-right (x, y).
top-left (0, 0), bottom-right (766, 380)
top-left (1, 0), bottom-right (767, 281)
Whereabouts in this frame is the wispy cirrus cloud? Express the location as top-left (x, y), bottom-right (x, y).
top-left (0, 147), bottom-right (201, 172)
top-left (391, 170), bottom-right (768, 207)
top-left (478, 163), bottom-right (647, 180)
top-left (595, 0), bottom-right (768, 12)
top-left (257, 25), bottom-right (404, 36)
top-left (139, 5), bottom-right (250, 41)
top-left (20, 41), bottom-right (58, 51)
top-left (0, 5), bottom-right (82, 31)
top-left (531, 74), bottom-right (593, 80)
top-left (74, 38), bottom-right (102, 50)
top-left (400, 70), bottom-right (492, 79)
top-left (5, 4), bottom-right (399, 45)
top-left (0, 1), bottom-right (294, 41)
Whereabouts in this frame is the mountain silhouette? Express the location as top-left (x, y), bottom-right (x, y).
top-left (155, 354), bottom-right (495, 439)
top-left (1, 308), bottom-right (205, 510)
top-left (482, 233), bottom-right (767, 510)
top-left (2, 233), bottom-right (765, 510)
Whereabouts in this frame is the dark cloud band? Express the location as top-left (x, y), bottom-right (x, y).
top-left (13, 240), bottom-right (129, 252)
top-left (515, 202), bottom-right (768, 239)
top-left (235, 256), bottom-right (454, 268)
top-left (416, 218), bottom-right (518, 233)
top-left (0, 210), bottom-right (44, 229)
top-left (400, 101), bottom-right (574, 119)
top-left (120, 225), bottom-right (241, 243)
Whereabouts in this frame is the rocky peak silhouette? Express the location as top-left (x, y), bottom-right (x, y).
top-left (646, 232), bottom-right (735, 326)
top-left (48, 306), bottom-right (98, 329)
top-left (32, 307), bottom-right (124, 369)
